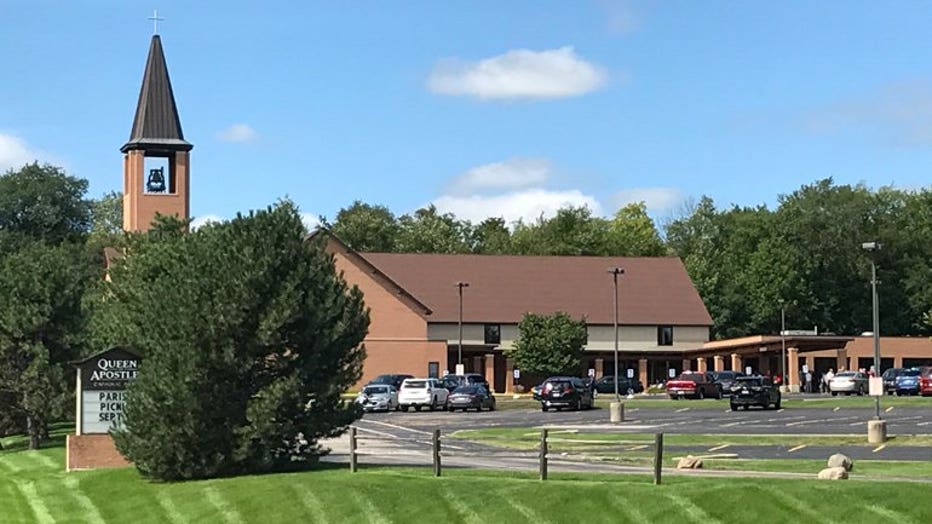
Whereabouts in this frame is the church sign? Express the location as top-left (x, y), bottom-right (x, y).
top-left (73, 347), bottom-right (142, 435)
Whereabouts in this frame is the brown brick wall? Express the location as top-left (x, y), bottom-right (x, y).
top-left (331, 247), bottom-right (448, 386)
top-left (66, 434), bottom-right (131, 471)
top-left (123, 150), bottom-right (190, 232)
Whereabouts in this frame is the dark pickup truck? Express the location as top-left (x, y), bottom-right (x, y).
top-left (729, 376), bottom-right (781, 410)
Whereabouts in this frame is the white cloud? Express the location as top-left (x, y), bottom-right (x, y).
top-left (427, 46), bottom-right (608, 100)
top-left (433, 188), bottom-right (601, 224)
top-left (216, 124), bottom-right (259, 143)
top-left (611, 187), bottom-right (685, 213)
top-left (300, 212), bottom-right (321, 232)
top-left (190, 214), bottom-right (223, 230)
top-left (0, 133), bottom-right (43, 172)
top-left (446, 158), bottom-right (551, 195)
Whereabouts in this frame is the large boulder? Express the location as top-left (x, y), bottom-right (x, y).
top-left (676, 455), bottom-right (704, 469)
top-left (817, 466), bottom-right (849, 480)
top-left (827, 453), bottom-right (854, 472)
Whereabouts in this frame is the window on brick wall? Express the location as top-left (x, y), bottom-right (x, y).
top-left (657, 326), bottom-right (674, 346)
top-left (484, 324), bottom-right (501, 345)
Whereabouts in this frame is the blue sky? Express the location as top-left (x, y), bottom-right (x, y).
top-left (2, 1), bottom-right (932, 229)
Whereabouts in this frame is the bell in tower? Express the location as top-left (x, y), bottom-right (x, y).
top-left (146, 167), bottom-right (166, 193)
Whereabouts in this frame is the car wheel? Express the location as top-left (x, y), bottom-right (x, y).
top-left (730, 403), bottom-right (738, 411)
top-left (401, 405), bottom-right (409, 412)
top-left (716, 388), bottom-right (723, 400)
top-left (429, 397), bottom-right (436, 411)
top-left (831, 391), bottom-right (837, 397)
top-left (490, 401), bottom-right (496, 411)
top-left (476, 404), bottom-right (482, 412)
top-left (697, 389), bottom-right (705, 400)
top-left (414, 405), bottom-right (422, 412)
top-left (742, 405), bottom-right (749, 410)
top-left (542, 405), bottom-right (549, 412)
top-left (775, 398), bottom-right (782, 410)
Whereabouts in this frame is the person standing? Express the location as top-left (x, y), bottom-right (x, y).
top-left (823, 368), bottom-right (835, 394)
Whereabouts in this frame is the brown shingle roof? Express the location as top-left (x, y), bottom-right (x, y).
top-left (359, 252), bottom-right (713, 326)
top-left (121, 35), bottom-right (192, 153)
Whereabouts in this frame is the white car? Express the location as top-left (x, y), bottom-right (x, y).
top-left (829, 372), bottom-right (868, 396)
top-left (398, 378), bottom-right (449, 412)
top-left (355, 384), bottom-right (399, 412)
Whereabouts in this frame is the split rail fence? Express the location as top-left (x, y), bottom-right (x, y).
top-left (347, 427), bottom-right (665, 485)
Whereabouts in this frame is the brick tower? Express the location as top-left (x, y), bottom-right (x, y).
top-left (121, 33), bottom-right (192, 232)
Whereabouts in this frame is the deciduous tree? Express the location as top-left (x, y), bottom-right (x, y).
top-left (508, 312), bottom-right (587, 376)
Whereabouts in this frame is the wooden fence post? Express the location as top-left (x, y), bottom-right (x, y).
top-left (539, 428), bottom-right (548, 481)
top-left (433, 428), bottom-right (441, 477)
top-left (653, 432), bottom-right (663, 485)
top-left (350, 426), bottom-right (358, 473)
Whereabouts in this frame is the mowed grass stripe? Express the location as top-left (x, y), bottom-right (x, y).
top-left (63, 474), bottom-right (107, 523)
top-left (439, 488), bottom-right (483, 524)
top-left (766, 486), bottom-right (834, 523)
top-left (604, 490), bottom-right (649, 522)
top-left (863, 504), bottom-right (916, 524)
top-left (22, 450), bottom-right (60, 471)
top-left (666, 493), bottom-right (721, 524)
top-left (503, 497), bottom-right (551, 523)
top-left (289, 484), bottom-right (328, 523)
top-left (349, 488), bottom-right (390, 524)
top-left (153, 488), bottom-right (187, 524)
top-left (0, 454), bottom-right (23, 473)
top-left (204, 485), bottom-right (247, 524)
top-left (15, 480), bottom-right (55, 524)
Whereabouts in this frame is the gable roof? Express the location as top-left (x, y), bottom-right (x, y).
top-left (360, 252), bottom-right (713, 326)
top-left (121, 35), bottom-right (192, 153)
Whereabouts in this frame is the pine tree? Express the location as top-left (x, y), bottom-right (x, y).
top-left (98, 201), bottom-right (368, 480)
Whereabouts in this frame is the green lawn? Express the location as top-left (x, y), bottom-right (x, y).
top-left (2, 443), bottom-right (932, 523)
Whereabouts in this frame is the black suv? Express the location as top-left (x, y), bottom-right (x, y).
top-left (441, 373), bottom-right (489, 392)
top-left (711, 371), bottom-right (746, 395)
top-left (539, 376), bottom-right (594, 412)
top-left (881, 368), bottom-right (905, 395)
top-left (367, 374), bottom-right (414, 390)
top-left (593, 376), bottom-right (644, 395)
top-left (729, 376), bottom-right (781, 410)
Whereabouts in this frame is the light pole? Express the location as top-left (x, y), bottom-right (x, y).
top-left (455, 281), bottom-right (469, 373)
top-left (608, 267), bottom-right (625, 401)
top-left (779, 299), bottom-right (786, 393)
top-left (862, 242), bottom-right (882, 420)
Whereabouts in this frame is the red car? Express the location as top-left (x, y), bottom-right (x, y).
top-left (921, 367), bottom-right (932, 396)
top-left (667, 372), bottom-right (722, 400)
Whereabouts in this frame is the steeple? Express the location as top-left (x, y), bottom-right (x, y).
top-left (121, 35), bottom-right (192, 153)
top-left (121, 31), bottom-right (192, 232)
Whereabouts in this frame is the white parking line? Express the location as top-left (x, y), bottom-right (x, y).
top-left (707, 444), bottom-right (730, 452)
top-left (357, 419), bottom-right (432, 436)
top-left (787, 444), bottom-right (807, 453)
top-left (917, 421), bottom-right (932, 427)
top-left (833, 407), bottom-right (840, 412)
top-left (675, 407), bottom-right (690, 413)
top-left (872, 444), bottom-right (886, 453)
top-left (885, 406), bottom-right (894, 413)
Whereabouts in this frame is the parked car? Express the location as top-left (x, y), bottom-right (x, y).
top-left (441, 373), bottom-right (489, 391)
top-left (531, 383), bottom-right (544, 400)
top-left (447, 385), bottom-right (496, 412)
top-left (539, 376), bottom-right (594, 412)
top-left (355, 384), bottom-right (399, 412)
top-left (894, 369), bottom-right (922, 396)
top-left (829, 371), bottom-right (868, 396)
top-left (710, 371), bottom-right (745, 395)
top-left (921, 367), bottom-right (932, 396)
top-left (881, 368), bottom-right (905, 395)
top-left (593, 376), bottom-right (644, 395)
top-left (667, 372), bottom-right (722, 399)
top-left (367, 374), bottom-right (414, 390)
top-left (398, 378), bottom-right (449, 411)
top-left (729, 376), bottom-right (781, 410)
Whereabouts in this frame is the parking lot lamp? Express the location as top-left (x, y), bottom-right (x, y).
top-left (862, 242), bottom-right (882, 420)
top-left (455, 281), bottom-right (469, 371)
top-left (608, 267), bottom-right (625, 401)
top-left (779, 299), bottom-right (787, 393)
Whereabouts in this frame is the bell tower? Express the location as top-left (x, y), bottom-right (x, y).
top-left (121, 32), bottom-right (192, 232)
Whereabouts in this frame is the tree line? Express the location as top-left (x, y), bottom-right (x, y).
top-left (326, 181), bottom-right (932, 340)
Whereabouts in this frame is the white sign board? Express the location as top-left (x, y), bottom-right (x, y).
top-left (745, 366), bottom-right (753, 375)
top-left (81, 391), bottom-right (128, 434)
top-left (75, 347), bottom-right (140, 435)
top-left (668, 368), bottom-right (676, 378)
top-left (869, 377), bottom-right (884, 397)
top-left (455, 363), bottom-right (465, 375)
top-left (802, 364), bottom-right (809, 374)
top-left (513, 369), bottom-right (521, 379)
top-left (626, 368), bottom-right (635, 379)
top-left (587, 368), bottom-right (595, 377)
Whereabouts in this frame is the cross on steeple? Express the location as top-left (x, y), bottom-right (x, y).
top-left (148, 9), bottom-right (164, 35)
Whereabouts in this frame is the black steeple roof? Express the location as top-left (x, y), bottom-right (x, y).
top-left (121, 35), bottom-right (193, 153)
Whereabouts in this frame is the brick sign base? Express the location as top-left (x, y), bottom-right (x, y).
top-left (66, 434), bottom-right (131, 471)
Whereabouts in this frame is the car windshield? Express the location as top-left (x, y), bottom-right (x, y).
top-left (900, 369), bottom-right (921, 377)
top-left (466, 375), bottom-right (485, 384)
top-left (835, 372), bottom-right (857, 378)
top-left (370, 375), bottom-right (394, 384)
top-left (676, 373), bottom-right (704, 381)
top-left (403, 380), bottom-right (427, 389)
top-left (735, 377), bottom-right (763, 386)
top-left (713, 372), bottom-right (734, 380)
top-left (453, 386), bottom-right (479, 394)
top-left (882, 369), bottom-right (900, 379)
top-left (363, 386), bottom-right (389, 395)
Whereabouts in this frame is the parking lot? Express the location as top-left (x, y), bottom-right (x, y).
top-left (332, 397), bottom-right (932, 464)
